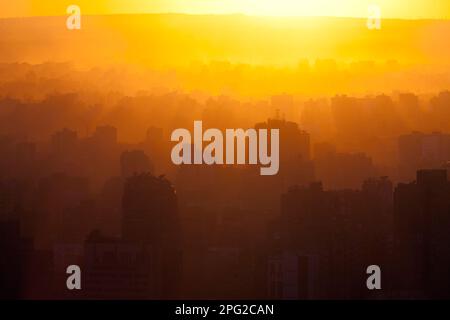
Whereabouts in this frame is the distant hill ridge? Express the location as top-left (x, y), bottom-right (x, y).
top-left (1, 13), bottom-right (449, 67)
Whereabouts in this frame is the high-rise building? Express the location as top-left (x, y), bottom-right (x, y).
top-left (398, 132), bottom-right (450, 181)
top-left (92, 126), bottom-right (117, 147)
top-left (82, 230), bottom-right (157, 299)
top-left (51, 128), bottom-right (78, 154)
top-left (122, 173), bottom-right (181, 298)
top-left (394, 169), bottom-right (450, 298)
top-left (120, 150), bottom-right (153, 178)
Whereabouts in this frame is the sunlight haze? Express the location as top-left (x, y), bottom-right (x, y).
top-left (1, 0), bottom-right (450, 19)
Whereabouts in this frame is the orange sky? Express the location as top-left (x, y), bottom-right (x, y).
top-left (1, 0), bottom-right (450, 19)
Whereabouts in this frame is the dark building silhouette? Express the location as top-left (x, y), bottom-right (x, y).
top-left (82, 230), bottom-right (158, 299)
top-left (256, 118), bottom-right (311, 163)
top-left (314, 145), bottom-right (377, 190)
top-left (140, 126), bottom-right (172, 177)
top-left (1, 73), bottom-right (450, 300)
top-left (35, 173), bottom-right (90, 250)
top-left (120, 150), bottom-right (153, 178)
top-left (122, 173), bottom-right (181, 298)
top-left (14, 141), bottom-right (37, 178)
top-left (249, 118), bottom-right (315, 214)
top-left (430, 91), bottom-right (450, 130)
top-left (81, 125), bottom-right (121, 190)
top-left (51, 128), bottom-right (78, 154)
top-left (92, 125), bottom-right (117, 147)
top-left (398, 132), bottom-right (450, 182)
top-left (0, 219), bottom-right (37, 299)
top-left (393, 169), bottom-right (450, 298)
top-left (276, 176), bottom-right (394, 299)
top-left (277, 182), bottom-right (360, 299)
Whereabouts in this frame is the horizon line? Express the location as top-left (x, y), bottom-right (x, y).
top-left (1, 12), bottom-right (449, 22)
